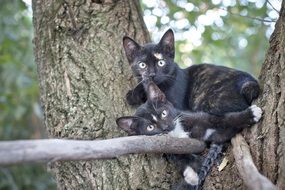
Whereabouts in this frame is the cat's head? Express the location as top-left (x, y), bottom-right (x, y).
top-left (123, 29), bottom-right (177, 85)
top-left (116, 82), bottom-right (179, 135)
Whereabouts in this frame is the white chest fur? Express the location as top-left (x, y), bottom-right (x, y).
top-left (203, 129), bottom-right (216, 140)
top-left (168, 120), bottom-right (189, 138)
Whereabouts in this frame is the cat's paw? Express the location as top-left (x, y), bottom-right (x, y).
top-left (183, 166), bottom-right (199, 186)
top-left (250, 105), bottom-right (262, 122)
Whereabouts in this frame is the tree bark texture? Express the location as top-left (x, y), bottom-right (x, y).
top-left (32, 0), bottom-right (179, 189)
top-left (203, 2), bottom-right (285, 189)
top-left (32, 0), bottom-right (285, 189)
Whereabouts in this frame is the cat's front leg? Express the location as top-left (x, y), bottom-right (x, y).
top-left (125, 83), bottom-right (147, 106)
top-left (224, 105), bottom-right (263, 127)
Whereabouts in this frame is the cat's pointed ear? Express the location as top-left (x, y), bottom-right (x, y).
top-left (147, 82), bottom-right (166, 102)
top-left (123, 36), bottom-right (141, 63)
top-left (158, 29), bottom-right (175, 59)
top-left (116, 116), bottom-right (137, 135)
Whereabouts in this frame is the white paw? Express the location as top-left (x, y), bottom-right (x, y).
top-left (183, 166), bottom-right (199, 186)
top-left (250, 105), bottom-right (262, 122)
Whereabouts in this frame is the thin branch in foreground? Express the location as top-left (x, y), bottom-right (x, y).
top-left (231, 134), bottom-right (276, 190)
top-left (0, 135), bottom-right (205, 166)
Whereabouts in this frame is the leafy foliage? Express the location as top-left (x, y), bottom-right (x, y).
top-left (0, 0), bottom-right (56, 189)
top-left (141, 0), bottom-right (280, 76)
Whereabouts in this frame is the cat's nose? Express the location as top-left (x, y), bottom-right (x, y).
top-left (161, 124), bottom-right (169, 130)
top-left (149, 73), bottom-right (155, 79)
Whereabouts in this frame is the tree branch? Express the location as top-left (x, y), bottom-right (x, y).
top-left (219, 7), bottom-right (277, 23)
top-left (266, 0), bottom-right (280, 14)
top-left (231, 134), bottom-right (276, 190)
top-left (0, 135), bottom-right (205, 166)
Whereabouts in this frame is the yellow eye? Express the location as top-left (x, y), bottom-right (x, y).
top-left (158, 60), bottom-right (166, 67)
top-left (161, 110), bottom-right (168, 118)
top-left (139, 62), bottom-right (147, 69)
top-left (147, 125), bottom-right (155, 131)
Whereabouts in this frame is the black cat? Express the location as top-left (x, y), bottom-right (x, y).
top-left (123, 29), bottom-right (259, 114)
top-left (122, 29), bottom-right (260, 188)
top-left (117, 82), bottom-right (262, 188)
top-left (117, 82), bottom-right (262, 142)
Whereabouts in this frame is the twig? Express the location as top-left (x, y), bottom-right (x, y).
top-left (219, 7), bottom-right (277, 23)
top-left (0, 135), bottom-right (205, 165)
top-left (267, 0), bottom-right (280, 14)
top-left (231, 134), bottom-right (276, 190)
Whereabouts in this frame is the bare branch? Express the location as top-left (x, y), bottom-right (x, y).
top-left (0, 135), bottom-right (205, 166)
top-left (231, 134), bottom-right (276, 190)
top-left (267, 0), bottom-right (280, 14)
top-left (219, 7), bottom-right (277, 23)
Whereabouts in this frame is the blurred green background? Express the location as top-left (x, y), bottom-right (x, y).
top-left (0, 0), bottom-right (280, 189)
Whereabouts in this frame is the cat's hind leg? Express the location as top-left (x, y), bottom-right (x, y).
top-left (240, 80), bottom-right (260, 104)
top-left (183, 166), bottom-right (199, 185)
top-left (169, 154), bottom-right (202, 189)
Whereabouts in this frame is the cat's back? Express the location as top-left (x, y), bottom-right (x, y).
top-left (186, 64), bottom-right (259, 115)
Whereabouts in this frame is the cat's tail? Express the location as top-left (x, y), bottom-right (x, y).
top-left (194, 143), bottom-right (224, 190)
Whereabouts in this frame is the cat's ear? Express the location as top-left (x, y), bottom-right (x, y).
top-left (116, 116), bottom-right (137, 135)
top-left (123, 36), bottom-right (141, 63)
top-left (158, 29), bottom-right (175, 59)
top-left (147, 82), bottom-right (166, 102)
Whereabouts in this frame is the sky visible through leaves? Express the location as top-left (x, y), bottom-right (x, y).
top-left (141, 0), bottom-right (280, 75)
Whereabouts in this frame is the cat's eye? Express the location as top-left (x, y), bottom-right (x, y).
top-left (147, 125), bottom-right (155, 131)
top-left (161, 110), bottom-right (168, 118)
top-left (157, 60), bottom-right (166, 67)
top-left (138, 62), bottom-right (147, 69)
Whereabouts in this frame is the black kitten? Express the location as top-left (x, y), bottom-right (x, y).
top-left (122, 29), bottom-right (260, 188)
top-left (123, 29), bottom-right (259, 114)
top-left (116, 82), bottom-right (262, 187)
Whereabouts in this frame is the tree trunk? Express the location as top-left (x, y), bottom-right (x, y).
top-left (33, 0), bottom-right (285, 189)
top-left (32, 0), bottom-right (178, 189)
top-left (203, 1), bottom-right (285, 189)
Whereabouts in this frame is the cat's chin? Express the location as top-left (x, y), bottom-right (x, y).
top-left (152, 77), bottom-right (168, 85)
top-left (163, 126), bottom-right (175, 133)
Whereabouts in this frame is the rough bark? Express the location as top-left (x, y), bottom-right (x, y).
top-left (32, 0), bottom-right (285, 189)
top-left (231, 135), bottom-right (276, 190)
top-left (32, 0), bottom-right (179, 189)
top-left (248, 2), bottom-right (285, 188)
top-left (203, 1), bottom-right (285, 189)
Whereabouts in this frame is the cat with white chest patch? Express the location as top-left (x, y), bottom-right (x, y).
top-left (116, 82), bottom-right (262, 189)
top-left (121, 28), bottom-right (261, 189)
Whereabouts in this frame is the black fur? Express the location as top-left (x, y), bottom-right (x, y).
top-left (121, 29), bottom-right (260, 189)
top-left (117, 82), bottom-right (260, 142)
top-left (117, 82), bottom-right (261, 189)
top-left (123, 29), bottom-right (259, 113)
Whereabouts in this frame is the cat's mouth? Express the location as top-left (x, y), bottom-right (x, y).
top-left (142, 74), bottom-right (165, 85)
top-left (162, 126), bottom-right (174, 133)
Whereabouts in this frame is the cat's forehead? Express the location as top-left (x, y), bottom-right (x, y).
top-left (136, 43), bottom-right (164, 61)
top-left (142, 101), bottom-right (169, 113)
top-left (136, 104), bottom-right (156, 115)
